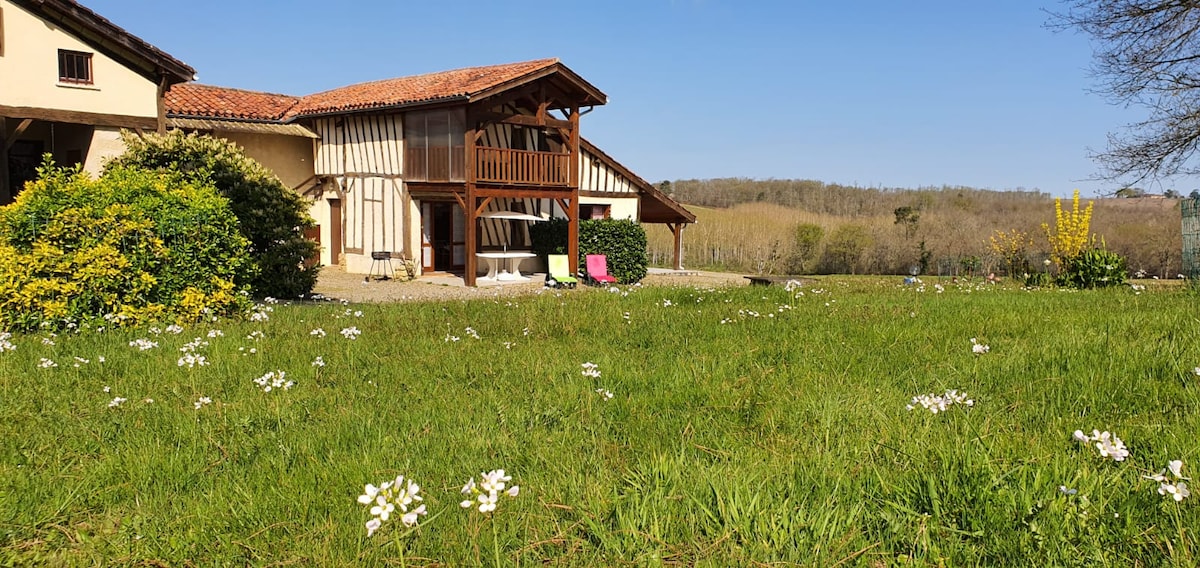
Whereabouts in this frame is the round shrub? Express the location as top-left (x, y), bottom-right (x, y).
top-left (107, 131), bottom-right (320, 299)
top-left (0, 162), bottom-right (252, 331)
top-left (579, 218), bottom-right (648, 284)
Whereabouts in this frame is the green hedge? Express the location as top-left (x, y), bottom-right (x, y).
top-left (579, 218), bottom-right (648, 284)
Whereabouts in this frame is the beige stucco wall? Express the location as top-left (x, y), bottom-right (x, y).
top-left (581, 195), bottom-right (639, 221)
top-left (218, 131), bottom-right (314, 190)
top-left (0, 0), bottom-right (159, 118)
top-left (81, 126), bottom-right (124, 176)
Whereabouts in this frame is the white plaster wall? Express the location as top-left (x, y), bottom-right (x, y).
top-left (307, 193), bottom-right (332, 267)
top-left (0, 0), bottom-right (160, 118)
top-left (580, 195), bottom-right (638, 221)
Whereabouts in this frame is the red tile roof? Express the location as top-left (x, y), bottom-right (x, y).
top-left (165, 59), bottom-right (607, 121)
top-left (291, 58), bottom-right (563, 117)
top-left (166, 83), bottom-right (301, 121)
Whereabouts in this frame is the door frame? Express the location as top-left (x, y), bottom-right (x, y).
top-left (421, 200), bottom-right (465, 273)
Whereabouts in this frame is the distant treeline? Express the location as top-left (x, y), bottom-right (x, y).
top-left (662, 178), bottom-right (1051, 216)
top-left (646, 178), bottom-right (1182, 277)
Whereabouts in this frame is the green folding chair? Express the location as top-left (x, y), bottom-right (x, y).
top-left (546, 254), bottom-right (578, 289)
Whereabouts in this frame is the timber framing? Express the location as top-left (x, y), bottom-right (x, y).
top-left (0, 104), bottom-right (158, 130)
top-left (0, 117), bottom-right (10, 204)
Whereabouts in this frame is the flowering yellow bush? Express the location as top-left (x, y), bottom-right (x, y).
top-left (988, 229), bottom-right (1032, 275)
top-left (0, 162), bottom-right (252, 331)
top-left (1042, 190), bottom-right (1094, 266)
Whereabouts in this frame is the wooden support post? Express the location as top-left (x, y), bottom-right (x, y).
top-left (156, 76), bottom-right (168, 135)
top-left (0, 116), bottom-right (10, 205)
top-left (567, 194), bottom-right (579, 274)
top-left (464, 113), bottom-right (478, 287)
top-left (671, 223), bottom-right (685, 270)
top-left (567, 106), bottom-right (581, 273)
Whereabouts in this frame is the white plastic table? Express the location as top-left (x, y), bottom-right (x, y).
top-left (476, 252), bottom-right (537, 281)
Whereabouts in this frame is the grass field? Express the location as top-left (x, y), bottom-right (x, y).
top-left (1, 278), bottom-right (1198, 566)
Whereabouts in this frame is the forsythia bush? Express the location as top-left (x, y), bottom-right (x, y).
top-left (0, 162), bottom-right (252, 331)
top-left (988, 229), bottom-right (1032, 276)
top-left (107, 132), bottom-right (320, 299)
top-left (1043, 190), bottom-right (1094, 266)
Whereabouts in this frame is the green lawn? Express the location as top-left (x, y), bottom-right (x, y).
top-left (1, 279), bottom-right (1197, 566)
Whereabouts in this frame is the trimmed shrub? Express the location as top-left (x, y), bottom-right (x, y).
top-left (1057, 248), bottom-right (1128, 289)
top-left (0, 161), bottom-right (252, 331)
top-left (579, 218), bottom-right (648, 284)
top-left (107, 131), bottom-right (320, 299)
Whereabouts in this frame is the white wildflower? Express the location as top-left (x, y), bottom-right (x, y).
top-left (340, 327), bottom-right (361, 340)
top-left (461, 469), bottom-right (519, 514)
top-left (906, 389), bottom-right (973, 413)
top-left (253, 370), bottom-right (294, 392)
top-left (970, 338), bottom-right (990, 354)
top-left (359, 475), bottom-right (426, 535)
top-left (581, 362), bottom-right (601, 379)
top-left (129, 338), bottom-right (158, 351)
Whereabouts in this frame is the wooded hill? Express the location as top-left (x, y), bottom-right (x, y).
top-left (645, 178), bottom-right (1182, 277)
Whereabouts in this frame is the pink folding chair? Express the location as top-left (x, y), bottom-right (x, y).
top-left (585, 254), bottom-right (618, 285)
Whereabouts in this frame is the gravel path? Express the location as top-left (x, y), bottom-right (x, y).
top-left (311, 267), bottom-right (749, 303)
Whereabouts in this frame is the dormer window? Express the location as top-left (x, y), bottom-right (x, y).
top-left (58, 49), bottom-right (93, 84)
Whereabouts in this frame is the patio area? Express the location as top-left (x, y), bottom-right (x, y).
top-left (310, 266), bottom-right (746, 303)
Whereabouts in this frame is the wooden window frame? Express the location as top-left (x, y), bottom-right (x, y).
top-left (58, 49), bottom-right (93, 85)
top-left (580, 204), bottom-right (611, 220)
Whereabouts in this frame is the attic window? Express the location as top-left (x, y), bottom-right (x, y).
top-left (58, 50), bottom-right (93, 84)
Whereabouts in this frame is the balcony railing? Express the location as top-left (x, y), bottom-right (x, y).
top-left (475, 147), bottom-right (570, 187)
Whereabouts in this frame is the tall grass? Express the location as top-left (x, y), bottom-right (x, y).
top-left (1, 280), bottom-right (1197, 566)
top-left (647, 191), bottom-right (1182, 277)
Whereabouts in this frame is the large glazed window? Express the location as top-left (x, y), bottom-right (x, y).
top-left (404, 109), bottom-right (465, 182)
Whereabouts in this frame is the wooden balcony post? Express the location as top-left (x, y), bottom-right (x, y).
top-left (465, 113), bottom-right (477, 286)
top-left (568, 106), bottom-right (581, 271)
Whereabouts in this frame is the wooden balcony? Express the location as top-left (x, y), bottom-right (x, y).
top-left (475, 147), bottom-right (570, 187)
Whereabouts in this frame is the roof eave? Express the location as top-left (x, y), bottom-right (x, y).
top-left (469, 62), bottom-right (608, 108)
top-left (14, 0), bottom-right (195, 84)
top-left (581, 138), bottom-right (694, 224)
top-left (288, 95), bottom-right (471, 121)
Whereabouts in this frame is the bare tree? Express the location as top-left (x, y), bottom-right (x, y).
top-left (1051, 2), bottom-right (1200, 183)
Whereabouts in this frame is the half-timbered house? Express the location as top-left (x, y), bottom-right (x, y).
top-left (166, 59), bottom-right (693, 285)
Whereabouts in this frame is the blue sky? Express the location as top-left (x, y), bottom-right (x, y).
top-left (86, 1), bottom-right (1159, 196)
